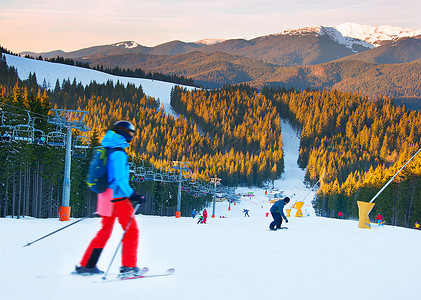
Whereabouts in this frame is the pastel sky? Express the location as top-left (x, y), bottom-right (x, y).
top-left (1, 0), bottom-right (420, 53)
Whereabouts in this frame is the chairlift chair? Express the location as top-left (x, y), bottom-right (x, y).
top-left (12, 124), bottom-right (34, 143)
top-left (136, 166), bottom-right (146, 176)
top-left (33, 129), bottom-right (46, 145)
top-left (129, 162), bottom-right (137, 173)
top-left (73, 135), bottom-right (90, 149)
top-left (72, 135), bottom-right (90, 158)
top-left (1, 111), bottom-right (15, 142)
top-left (46, 131), bottom-right (66, 147)
top-left (2, 109), bottom-right (30, 127)
top-left (0, 126), bottom-right (13, 142)
top-left (72, 148), bottom-right (86, 158)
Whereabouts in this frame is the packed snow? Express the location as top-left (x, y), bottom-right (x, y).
top-left (1, 120), bottom-right (420, 300)
top-left (2, 55), bottom-right (421, 300)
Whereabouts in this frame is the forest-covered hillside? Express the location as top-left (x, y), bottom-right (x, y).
top-left (2, 54), bottom-right (421, 228)
top-left (0, 59), bottom-right (283, 219)
top-left (263, 86), bottom-right (421, 227)
top-left (85, 49), bottom-right (421, 108)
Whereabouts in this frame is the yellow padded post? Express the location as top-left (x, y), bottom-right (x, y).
top-left (357, 201), bottom-right (375, 229)
top-left (295, 202), bottom-right (304, 217)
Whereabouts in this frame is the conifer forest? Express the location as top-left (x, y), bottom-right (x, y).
top-left (1, 56), bottom-right (421, 227)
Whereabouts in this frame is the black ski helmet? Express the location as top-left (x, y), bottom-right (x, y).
top-left (284, 197), bottom-right (290, 204)
top-left (113, 120), bottom-right (135, 142)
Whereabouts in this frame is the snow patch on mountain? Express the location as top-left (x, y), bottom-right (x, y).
top-left (112, 41), bottom-right (140, 49)
top-left (277, 26), bottom-right (321, 36)
top-left (195, 38), bottom-right (226, 45)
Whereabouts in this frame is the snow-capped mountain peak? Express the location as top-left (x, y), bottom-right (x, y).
top-left (319, 25), bottom-right (373, 51)
top-left (276, 23), bottom-right (421, 51)
top-left (335, 22), bottom-right (421, 46)
top-left (277, 25), bottom-right (373, 52)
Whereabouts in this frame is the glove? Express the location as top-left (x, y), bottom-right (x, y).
top-left (284, 218), bottom-right (288, 223)
top-left (129, 192), bottom-right (146, 204)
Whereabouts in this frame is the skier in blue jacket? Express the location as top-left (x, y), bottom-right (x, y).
top-left (269, 197), bottom-right (290, 230)
top-left (76, 120), bottom-right (146, 277)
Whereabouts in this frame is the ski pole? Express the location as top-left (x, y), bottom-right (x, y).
top-left (102, 203), bottom-right (141, 280)
top-left (23, 212), bottom-right (98, 247)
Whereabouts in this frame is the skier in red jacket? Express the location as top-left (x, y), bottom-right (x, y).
top-left (376, 213), bottom-right (384, 225)
top-left (202, 209), bottom-right (208, 224)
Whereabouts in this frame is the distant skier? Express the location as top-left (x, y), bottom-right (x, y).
top-left (202, 209), bottom-right (208, 224)
top-left (376, 213), bottom-right (384, 225)
top-left (269, 197), bottom-right (290, 230)
top-left (243, 209), bottom-right (250, 217)
top-left (414, 222), bottom-right (420, 230)
top-left (338, 211), bottom-right (343, 219)
top-left (192, 209), bottom-right (196, 218)
top-left (197, 215), bottom-right (204, 224)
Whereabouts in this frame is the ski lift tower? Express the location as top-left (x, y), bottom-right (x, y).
top-left (48, 109), bottom-right (90, 221)
top-left (172, 161), bottom-right (191, 218)
top-left (210, 177), bottom-right (221, 218)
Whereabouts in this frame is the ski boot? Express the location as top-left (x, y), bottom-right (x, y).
top-left (74, 265), bottom-right (104, 275)
top-left (118, 266), bottom-right (148, 279)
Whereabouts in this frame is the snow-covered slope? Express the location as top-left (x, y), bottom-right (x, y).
top-left (1, 56), bottom-right (420, 298)
top-left (1, 120), bottom-right (420, 300)
top-left (4, 54), bottom-right (195, 116)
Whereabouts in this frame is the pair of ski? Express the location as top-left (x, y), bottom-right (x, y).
top-left (104, 267), bottom-right (175, 282)
top-left (70, 267), bottom-right (175, 282)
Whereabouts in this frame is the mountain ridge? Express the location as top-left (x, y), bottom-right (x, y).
top-left (21, 23), bottom-right (421, 60)
top-left (14, 23), bottom-right (421, 107)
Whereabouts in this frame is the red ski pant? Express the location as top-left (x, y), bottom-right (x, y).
top-left (80, 199), bottom-right (139, 268)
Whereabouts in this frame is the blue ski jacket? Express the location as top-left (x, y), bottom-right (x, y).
top-left (270, 199), bottom-right (287, 219)
top-left (101, 130), bottom-right (134, 199)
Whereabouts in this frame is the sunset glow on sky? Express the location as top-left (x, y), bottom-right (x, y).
top-left (1, 0), bottom-right (420, 53)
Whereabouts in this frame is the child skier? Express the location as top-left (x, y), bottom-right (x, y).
top-left (376, 213), bottom-right (384, 225)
